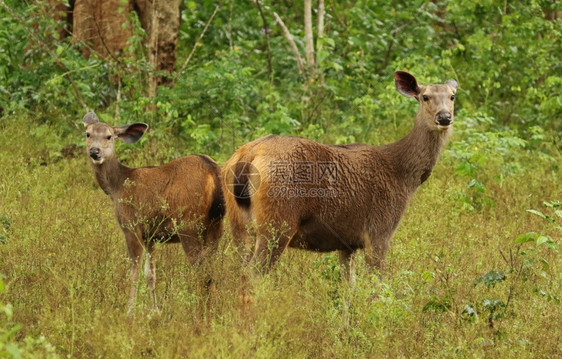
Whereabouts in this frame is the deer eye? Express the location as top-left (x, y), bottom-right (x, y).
top-left (451, 95), bottom-right (455, 101)
top-left (86, 132), bottom-right (90, 138)
top-left (107, 135), bottom-right (112, 140)
top-left (423, 95), bottom-right (429, 102)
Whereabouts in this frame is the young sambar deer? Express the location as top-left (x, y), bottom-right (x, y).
top-left (223, 71), bottom-right (457, 281)
top-left (83, 112), bottom-right (224, 314)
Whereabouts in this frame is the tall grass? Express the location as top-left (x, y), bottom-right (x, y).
top-left (0, 116), bottom-right (560, 358)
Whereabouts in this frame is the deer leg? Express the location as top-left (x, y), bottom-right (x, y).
top-left (179, 233), bottom-right (206, 266)
top-left (364, 233), bottom-right (391, 276)
top-left (251, 226), bottom-right (297, 272)
top-left (338, 249), bottom-right (356, 286)
top-left (144, 243), bottom-right (159, 313)
top-left (228, 210), bottom-right (254, 263)
top-left (193, 221), bottom-right (223, 265)
top-left (124, 230), bottom-right (143, 316)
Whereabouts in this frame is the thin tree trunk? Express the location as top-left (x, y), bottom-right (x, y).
top-left (255, 0), bottom-right (273, 83)
top-left (304, 0), bottom-right (314, 67)
top-left (147, 0), bottom-right (159, 99)
top-left (316, 0), bottom-right (325, 55)
top-left (72, 0), bottom-right (132, 58)
top-left (316, 0), bottom-right (325, 84)
top-left (132, 0), bottom-right (180, 87)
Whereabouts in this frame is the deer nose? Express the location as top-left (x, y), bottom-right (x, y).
top-left (436, 112), bottom-right (452, 126)
top-left (89, 148), bottom-right (101, 160)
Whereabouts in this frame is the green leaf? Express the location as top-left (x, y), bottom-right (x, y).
top-left (482, 298), bottom-right (505, 312)
top-left (1, 215), bottom-right (10, 230)
top-left (515, 232), bottom-right (537, 244)
top-left (536, 235), bottom-right (550, 247)
top-left (329, 62), bottom-right (343, 72)
top-left (5, 343), bottom-right (22, 359)
top-left (462, 303), bottom-right (477, 317)
top-left (539, 258), bottom-right (550, 271)
top-left (527, 209), bottom-right (546, 219)
top-left (423, 295), bottom-right (452, 312)
top-left (474, 270), bottom-right (507, 288)
top-left (467, 179), bottom-right (485, 193)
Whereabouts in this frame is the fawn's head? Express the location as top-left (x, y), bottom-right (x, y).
top-left (82, 112), bottom-right (148, 165)
top-left (395, 71), bottom-right (458, 131)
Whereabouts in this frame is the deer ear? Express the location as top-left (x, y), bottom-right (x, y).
top-left (445, 79), bottom-right (458, 90)
top-left (395, 71), bottom-right (420, 99)
top-left (114, 123), bottom-right (149, 144)
top-left (83, 112), bottom-right (99, 127)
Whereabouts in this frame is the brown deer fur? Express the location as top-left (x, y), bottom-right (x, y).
top-left (222, 71), bottom-right (457, 281)
top-left (83, 112), bottom-right (224, 314)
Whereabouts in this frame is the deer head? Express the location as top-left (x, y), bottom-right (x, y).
top-left (395, 71), bottom-right (458, 131)
top-left (82, 112), bottom-right (148, 165)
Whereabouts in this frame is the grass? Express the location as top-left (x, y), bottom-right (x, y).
top-left (0, 115), bottom-right (561, 358)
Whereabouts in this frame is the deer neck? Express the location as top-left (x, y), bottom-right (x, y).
top-left (384, 114), bottom-right (451, 192)
top-left (91, 156), bottom-right (132, 197)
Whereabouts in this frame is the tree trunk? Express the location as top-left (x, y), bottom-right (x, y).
top-left (33, 0), bottom-right (74, 40)
top-left (72, 0), bottom-right (132, 58)
top-left (152, 0), bottom-right (180, 79)
top-left (73, 0), bottom-right (179, 86)
top-left (135, 0), bottom-right (180, 87)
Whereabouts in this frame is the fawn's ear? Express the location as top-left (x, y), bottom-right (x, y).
top-left (82, 112), bottom-right (99, 127)
top-left (114, 123), bottom-right (149, 144)
top-left (445, 79), bottom-right (458, 91)
top-left (395, 71), bottom-right (420, 99)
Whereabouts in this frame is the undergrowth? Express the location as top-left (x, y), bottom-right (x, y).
top-left (0, 116), bottom-right (560, 358)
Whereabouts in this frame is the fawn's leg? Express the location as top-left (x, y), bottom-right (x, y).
top-left (124, 230), bottom-right (143, 316)
top-left (144, 243), bottom-right (159, 313)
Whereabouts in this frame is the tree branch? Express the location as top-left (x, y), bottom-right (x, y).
top-left (378, 23), bottom-right (407, 74)
top-left (174, 5), bottom-right (219, 83)
top-left (273, 12), bottom-right (305, 77)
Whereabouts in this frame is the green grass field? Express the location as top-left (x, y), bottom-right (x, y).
top-left (1, 116), bottom-right (560, 358)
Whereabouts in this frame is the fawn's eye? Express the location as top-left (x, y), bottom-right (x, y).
top-left (423, 95), bottom-right (429, 102)
top-left (86, 133), bottom-right (90, 138)
top-left (451, 95), bottom-right (455, 101)
top-left (107, 135), bottom-right (112, 140)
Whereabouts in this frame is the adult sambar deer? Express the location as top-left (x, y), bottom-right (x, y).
top-left (83, 112), bottom-right (224, 314)
top-left (223, 71), bottom-right (457, 281)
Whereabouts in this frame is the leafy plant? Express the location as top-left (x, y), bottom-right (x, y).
top-left (0, 215), bottom-right (9, 244)
top-left (448, 111), bottom-right (528, 211)
top-left (469, 201), bottom-right (560, 329)
top-left (0, 277), bottom-right (58, 358)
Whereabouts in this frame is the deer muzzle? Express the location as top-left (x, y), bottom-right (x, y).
top-left (89, 148), bottom-right (103, 164)
top-left (435, 112), bottom-right (453, 128)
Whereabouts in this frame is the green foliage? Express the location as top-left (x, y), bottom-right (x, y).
top-left (466, 201), bottom-right (560, 330)
top-left (474, 270), bottom-right (507, 288)
top-left (0, 215), bottom-right (9, 244)
top-left (447, 111), bottom-right (530, 211)
top-left (0, 278), bottom-right (58, 358)
top-left (2, 0), bottom-right (560, 153)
